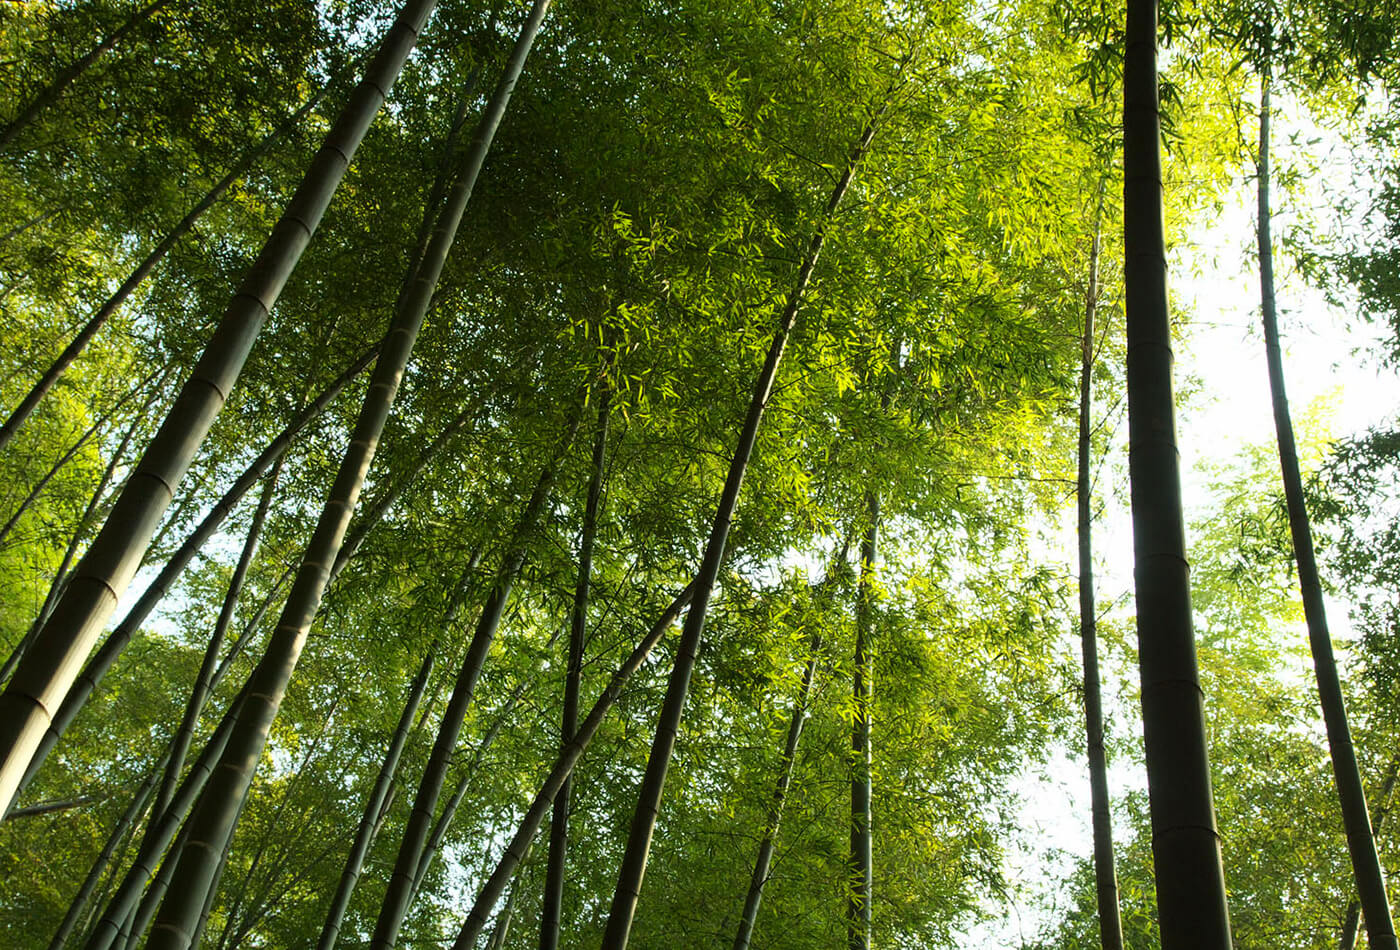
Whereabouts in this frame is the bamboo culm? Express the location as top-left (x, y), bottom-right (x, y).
top-left (148, 5), bottom-right (549, 939)
top-left (598, 104), bottom-right (885, 950)
top-left (1077, 193), bottom-right (1125, 950)
top-left (0, 0), bottom-right (441, 816)
top-left (5, 345), bottom-right (376, 814)
top-left (847, 494), bottom-right (878, 950)
top-left (450, 583), bottom-right (696, 949)
top-left (1342, 753), bottom-right (1400, 949)
top-left (1254, 66), bottom-right (1397, 950)
top-left (371, 416), bottom-right (580, 950)
top-left (732, 623), bottom-right (827, 950)
top-left (316, 650), bottom-right (435, 950)
top-left (540, 392), bottom-right (610, 950)
top-left (153, 458), bottom-right (283, 822)
top-left (1122, 0), bottom-right (1232, 943)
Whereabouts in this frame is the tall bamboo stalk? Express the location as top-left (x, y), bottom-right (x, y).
top-left (847, 494), bottom-right (878, 950)
top-left (1255, 66), bottom-right (1397, 950)
top-left (1123, 0), bottom-right (1231, 943)
top-left (153, 459), bottom-right (282, 822)
top-left (600, 106), bottom-right (884, 949)
top-left (539, 392), bottom-right (610, 950)
top-left (0, 0), bottom-right (442, 816)
top-left (147, 5), bottom-right (550, 939)
top-left (1078, 196), bottom-right (1125, 950)
top-left (6, 345), bottom-right (376, 814)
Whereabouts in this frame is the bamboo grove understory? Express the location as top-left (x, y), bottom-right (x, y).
top-left (3, 0), bottom-right (1400, 948)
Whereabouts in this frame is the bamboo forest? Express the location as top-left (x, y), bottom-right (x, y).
top-left (6, 0), bottom-right (1400, 946)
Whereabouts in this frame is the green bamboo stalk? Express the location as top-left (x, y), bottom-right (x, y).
top-left (147, 5), bottom-right (550, 938)
top-left (0, 0), bottom-right (440, 816)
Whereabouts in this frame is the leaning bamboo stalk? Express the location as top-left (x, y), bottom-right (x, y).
top-left (153, 458), bottom-right (283, 821)
top-left (5, 345), bottom-right (376, 814)
top-left (147, 5), bottom-right (550, 939)
top-left (44, 767), bottom-right (161, 950)
top-left (1255, 66), bottom-right (1396, 950)
top-left (82, 683), bottom-right (247, 950)
top-left (316, 650), bottom-right (435, 950)
top-left (0, 0), bottom-right (441, 815)
top-left (599, 104), bottom-right (885, 950)
top-left (450, 583), bottom-right (696, 949)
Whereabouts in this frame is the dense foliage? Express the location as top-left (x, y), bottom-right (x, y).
top-left (1, 0), bottom-right (1397, 948)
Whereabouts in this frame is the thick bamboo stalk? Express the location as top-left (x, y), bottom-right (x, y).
top-left (0, 0), bottom-right (440, 816)
top-left (6, 345), bottom-right (375, 813)
top-left (1122, 0), bottom-right (1231, 943)
top-left (147, 5), bottom-right (549, 938)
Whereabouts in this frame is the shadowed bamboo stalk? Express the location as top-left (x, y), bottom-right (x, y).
top-left (731, 546), bottom-right (841, 950)
top-left (5, 345), bottom-right (376, 814)
top-left (153, 458), bottom-right (283, 821)
top-left (371, 415), bottom-right (580, 950)
top-left (847, 494), bottom-right (877, 950)
top-left (44, 767), bottom-right (161, 950)
top-left (1254, 65), bottom-right (1397, 950)
top-left (0, 0), bottom-right (442, 816)
top-left (82, 683), bottom-right (248, 950)
top-left (1122, 0), bottom-right (1231, 943)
